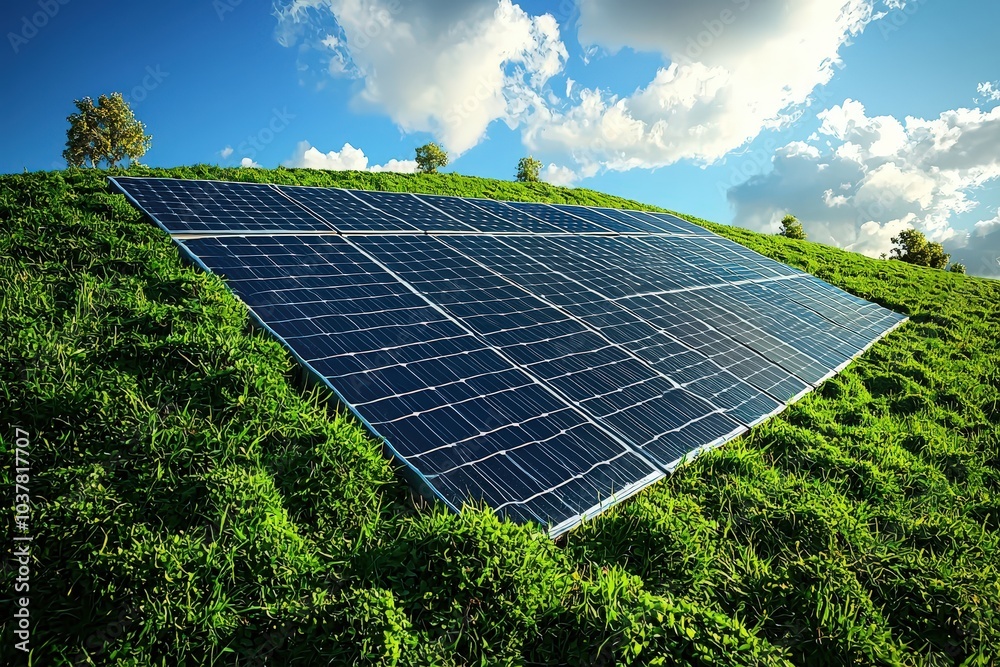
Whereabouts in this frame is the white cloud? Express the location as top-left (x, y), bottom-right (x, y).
top-left (240, 157), bottom-right (262, 168)
top-left (524, 0), bottom-right (878, 173)
top-left (851, 216), bottom-right (916, 258)
top-left (272, 0), bottom-right (978, 198)
top-left (370, 159), bottom-right (420, 174)
top-left (855, 163), bottom-right (937, 211)
top-left (284, 140), bottom-right (418, 173)
top-left (977, 81), bottom-right (1000, 104)
top-left (784, 141), bottom-right (822, 160)
top-left (274, 0), bottom-right (568, 155)
top-left (287, 141), bottom-right (368, 170)
top-left (974, 211), bottom-right (1000, 237)
top-left (541, 164), bottom-right (579, 187)
top-left (220, 146), bottom-right (234, 160)
top-left (728, 99), bottom-right (1000, 273)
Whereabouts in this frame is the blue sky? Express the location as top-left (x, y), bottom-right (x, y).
top-left (2, 0), bottom-right (998, 275)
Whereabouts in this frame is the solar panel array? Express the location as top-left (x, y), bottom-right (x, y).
top-left (110, 176), bottom-right (907, 536)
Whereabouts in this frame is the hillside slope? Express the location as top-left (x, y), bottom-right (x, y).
top-left (2, 166), bottom-right (999, 666)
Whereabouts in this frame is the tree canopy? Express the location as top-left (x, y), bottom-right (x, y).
top-left (64, 93), bottom-right (151, 169)
top-left (890, 228), bottom-right (950, 269)
top-left (778, 214), bottom-right (807, 240)
top-left (516, 156), bottom-right (542, 183)
top-left (414, 143), bottom-right (448, 174)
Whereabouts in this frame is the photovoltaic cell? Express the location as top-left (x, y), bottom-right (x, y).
top-left (587, 207), bottom-right (677, 234)
top-left (547, 205), bottom-right (639, 234)
top-left (781, 276), bottom-right (903, 341)
top-left (180, 234), bottom-right (663, 528)
top-left (414, 194), bottom-right (531, 234)
top-left (278, 185), bottom-right (418, 232)
top-left (502, 201), bottom-right (618, 234)
top-left (460, 198), bottom-right (566, 234)
top-left (112, 176), bottom-right (908, 536)
top-left (442, 235), bottom-right (784, 426)
top-left (347, 190), bottom-right (478, 233)
top-left (633, 211), bottom-right (717, 236)
top-left (352, 235), bottom-right (745, 468)
top-left (110, 177), bottom-right (332, 234)
top-left (620, 292), bottom-right (813, 403)
top-left (678, 236), bottom-right (801, 279)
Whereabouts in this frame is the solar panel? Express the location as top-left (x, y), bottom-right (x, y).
top-left (458, 198), bottom-right (566, 234)
top-left (586, 207), bottom-right (676, 234)
top-left (347, 190), bottom-right (478, 233)
top-left (671, 236), bottom-right (801, 279)
top-left (781, 276), bottom-right (903, 341)
top-left (442, 235), bottom-right (785, 426)
top-left (278, 185), bottom-right (419, 233)
top-left (113, 176), bottom-right (908, 536)
top-left (630, 211), bottom-right (716, 236)
top-left (351, 235), bottom-right (746, 469)
top-left (721, 283), bottom-right (870, 360)
top-left (414, 194), bottom-right (532, 234)
top-left (501, 201), bottom-right (618, 234)
top-left (618, 291), bottom-right (814, 403)
top-left (180, 234), bottom-right (663, 528)
top-left (547, 205), bottom-right (640, 234)
top-left (624, 236), bottom-right (772, 285)
top-left (110, 177), bottom-right (333, 235)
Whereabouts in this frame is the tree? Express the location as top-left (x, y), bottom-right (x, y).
top-left (516, 156), bottom-right (542, 182)
top-left (64, 93), bottom-right (151, 168)
top-left (889, 228), bottom-right (950, 269)
top-left (414, 142), bottom-right (448, 174)
top-left (778, 214), bottom-right (807, 240)
top-left (948, 262), bottom-right (967, 274)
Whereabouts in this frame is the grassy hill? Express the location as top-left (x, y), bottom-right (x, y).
top-left (2, 166), bottom-right (998, 666)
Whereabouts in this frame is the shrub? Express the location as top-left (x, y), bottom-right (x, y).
top-left (516, 156), bottom-right (542, 182)
top-left (778, 214), bottom-right (807, 240)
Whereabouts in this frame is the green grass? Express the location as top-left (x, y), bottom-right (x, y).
top-left (1, 165), bottom-right (998, 666)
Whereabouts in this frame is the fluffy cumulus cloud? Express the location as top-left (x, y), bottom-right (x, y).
top-left (727, 99), bottom-right (1000, 273)
top-left (541, 163), bottom-right (579, 187)
top-left (523, 0), bottom-right (878, 172)
top-left (220, 146), bottom-right (234, 160)
top-left (274, 0), bottom-right (567, 155)
top-left (240, 157), bottom-right (262, 168)
top-left (273, 0), bottom-right (976, 201)
top-left (974, 212), bottom-right (1000, 238)
top-left (284, 140), bottom-right (418, 173)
